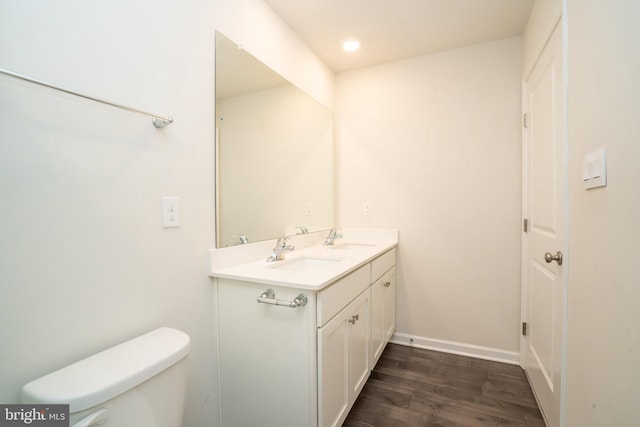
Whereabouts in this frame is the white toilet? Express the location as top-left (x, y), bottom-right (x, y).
top-left (20, 327), bottom-right (191, 427)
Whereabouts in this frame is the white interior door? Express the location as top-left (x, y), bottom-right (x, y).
top-left (522, 20), bottom-right (565, 427)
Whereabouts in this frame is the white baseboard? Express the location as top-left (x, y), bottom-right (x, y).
top-left (389, 332), bottom-right (520, 365)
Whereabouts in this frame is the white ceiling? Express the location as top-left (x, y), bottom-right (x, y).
top-left (264, 0), bottom-right (535, 72)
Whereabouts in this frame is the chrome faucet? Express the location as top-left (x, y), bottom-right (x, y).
top-left (296, 226), bottom-right (309, 235)
top-left (323, 228), bottom-right (343, 246)
top-left (266, 237), bottom-right (295, 262)
top-left (232, 234), bottom-right (249, 244)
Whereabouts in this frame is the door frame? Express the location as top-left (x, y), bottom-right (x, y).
top-left (520, 16), bottom-right (569, 427)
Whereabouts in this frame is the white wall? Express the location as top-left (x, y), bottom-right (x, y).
top-left (335, 37), bottom-right (523, 356)
top-left (0, 1), bottom-right (333, 426)
top-left (0, 2), bottom-right (219, 425)
top-left (565, 1), bottom-right (640, 425)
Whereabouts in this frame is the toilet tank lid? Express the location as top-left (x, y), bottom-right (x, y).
top-left (20, 327), bottom-right (191, 413)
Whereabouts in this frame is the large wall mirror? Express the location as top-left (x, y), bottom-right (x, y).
top-left (215, 31), bottom-right (334, 248)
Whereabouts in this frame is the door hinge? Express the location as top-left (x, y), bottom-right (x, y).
top-left (523, 113), bottom-right (528, 128)
top-left (522, 322), bottom-right (528, 336)
top-left (523, 218), bottom-right (528, 232)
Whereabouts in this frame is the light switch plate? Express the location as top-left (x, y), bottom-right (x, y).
top-left (583, 147), bottom-right (607, 189)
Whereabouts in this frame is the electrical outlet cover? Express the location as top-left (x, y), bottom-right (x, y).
top-left (162, 196), bottom-right (180, 228)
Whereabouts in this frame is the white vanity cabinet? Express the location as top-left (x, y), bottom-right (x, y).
top-left (215, 246), bottom-right (396, 427)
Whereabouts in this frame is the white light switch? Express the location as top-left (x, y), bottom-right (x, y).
top-left (583, 147), bottom-right (607, 189)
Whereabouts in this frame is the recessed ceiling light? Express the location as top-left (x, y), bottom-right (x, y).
top-left (342, 40), bottom-right (360, 52)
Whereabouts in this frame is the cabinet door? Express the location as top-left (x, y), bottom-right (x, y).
top-left (347, 291), bottom-right (370, 403)
top-left (382, 267), bottom-right (396, 342)
top-left (318, 305), bottom-right (348, 427)
top-left (370, 267), bottom-right (395, 366)
top-left (370, 277), bottom-right (385, 366)
top-left (318, 290), bottom-right (370, 427)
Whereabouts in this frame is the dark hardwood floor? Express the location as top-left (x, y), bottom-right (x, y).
top-left (343, 344), bottom-right (545, 427)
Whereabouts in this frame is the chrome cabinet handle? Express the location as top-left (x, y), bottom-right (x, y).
top-left (544, 251), bottom-right (563, 266)
top-left (348, 314), bottom-right (359, 325)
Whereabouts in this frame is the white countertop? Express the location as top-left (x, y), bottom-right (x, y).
top-left (209, 228), bottom-right (398, 291)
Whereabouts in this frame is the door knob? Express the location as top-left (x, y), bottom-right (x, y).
top-left (544, 251), bottom-right (563, 266)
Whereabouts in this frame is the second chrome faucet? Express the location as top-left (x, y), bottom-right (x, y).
top-left (323, 228), bottom-right (343, 246)
top-left (267, 237), bottom-right (295, 262)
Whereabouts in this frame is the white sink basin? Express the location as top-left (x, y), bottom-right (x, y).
top-left (268, 256), bottom-right (344, 272)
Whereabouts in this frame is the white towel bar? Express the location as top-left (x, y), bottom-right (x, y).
top-left (0, 67), bottom-right (173, 128)
top-left (257, 289), bottom-right (307, 308)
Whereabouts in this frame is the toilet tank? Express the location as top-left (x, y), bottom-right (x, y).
top-left (20, 327), bottom-right (191, 427)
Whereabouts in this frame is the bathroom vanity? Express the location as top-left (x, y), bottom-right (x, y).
top-left (210, 229), bottom-right (397, 427)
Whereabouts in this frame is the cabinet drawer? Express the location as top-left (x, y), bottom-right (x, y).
top-left (371, 248), bottom-right (396, 282)
top-left (317, 265), bottom-right (369, 327)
